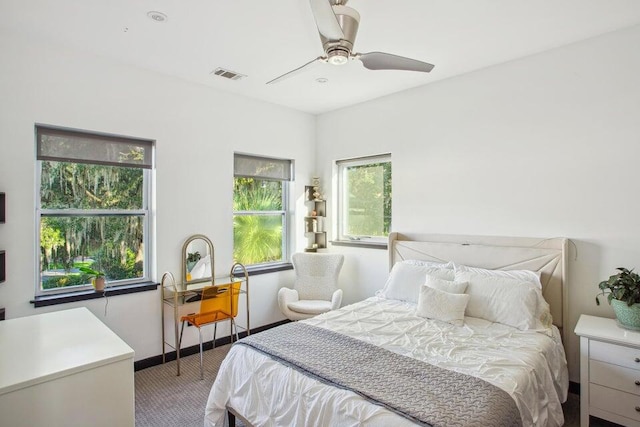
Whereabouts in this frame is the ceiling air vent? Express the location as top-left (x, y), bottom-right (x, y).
top-left (211, 68), bottom-right (246, 81)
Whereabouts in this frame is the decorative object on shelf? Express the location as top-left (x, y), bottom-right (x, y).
top-left (79, 266), bottom-right (106, 292)
top-left (312, 177), bottom-right (321, 200)
top-left (596, 267), bottom-right (640, 330)
top-left (304, 183), bottom-right (327, 252)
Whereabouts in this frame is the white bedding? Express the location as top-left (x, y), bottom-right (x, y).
top-left (205, 297), bottom-right (568, 427)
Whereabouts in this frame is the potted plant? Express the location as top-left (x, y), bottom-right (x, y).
top-left (596, 267), bottom-right (640, 330)
top-left (79, 266), bottom-right (106, 292)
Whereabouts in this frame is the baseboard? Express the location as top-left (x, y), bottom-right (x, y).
top-left (134, 319), bottom-right (290, 371)
top-left (568, 380), bottom-right (579, 395)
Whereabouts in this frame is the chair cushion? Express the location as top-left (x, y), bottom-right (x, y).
top-left (292, 253), bottom-right (344, 300)
top-left (287, 300), bottom-right (333, 315)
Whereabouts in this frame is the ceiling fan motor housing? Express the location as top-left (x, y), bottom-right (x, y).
top-left (319, 5), bottom-right (360, 62)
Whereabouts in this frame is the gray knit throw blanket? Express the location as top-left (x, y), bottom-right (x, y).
top-left (236, 322), bottom-right (522, 427)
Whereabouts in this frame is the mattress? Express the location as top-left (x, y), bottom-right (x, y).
top-left (205, 297), bottom-right (568, 427)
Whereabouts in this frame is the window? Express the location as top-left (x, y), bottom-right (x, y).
top-left (233, 153), bottom-right (292, 266)
top-left (337, 154), bottom-right (392, 243)
top-left (36, 125), bottom-right (153, 295)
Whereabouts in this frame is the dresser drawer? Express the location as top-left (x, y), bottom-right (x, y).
top-left (591, 340), bottom-right (640, 370)
top-left (590, 383), bottom-right (640, 422)
top-left (591, 360), bottom-right (640, 396)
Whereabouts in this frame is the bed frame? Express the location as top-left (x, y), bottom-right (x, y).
top-left (388, 232), bottom-right (569, 343)
top-left (226, 232), bottom-right (569, 426)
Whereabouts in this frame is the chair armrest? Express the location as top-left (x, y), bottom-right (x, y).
top-left (330, 289), bottom-right (343, 310)
top-left (278, 287), bottom-right (299, 313)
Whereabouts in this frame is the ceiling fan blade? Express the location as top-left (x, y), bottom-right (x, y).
top-left (266, 57), bottom-right (325, 85)
top-left (357, 52), bottom-right (435, 73)
top-left (309, 0), bottom-right (344, 40)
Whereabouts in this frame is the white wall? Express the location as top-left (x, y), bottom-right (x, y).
top-left (0, 33), bottom-right (316, 360)
top-left (316, 24), bottom-right (640, 382)
top-left (2, 23), bottom-right (638, 383)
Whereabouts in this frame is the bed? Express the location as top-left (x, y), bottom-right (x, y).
top-left (205, 233), bottom-right (569, 427)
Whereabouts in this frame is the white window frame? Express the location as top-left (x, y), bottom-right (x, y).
top-left (233, 153), bottom-right (293, 267)
top-left (35, 125), bottom-right (154, 296)
top-left (336, 153), bottom-right (392, 244)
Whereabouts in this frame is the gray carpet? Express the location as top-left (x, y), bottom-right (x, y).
top-left (135, 345), bottom-right (232, 427)
top-left (135, 345), bottom-right (606, 426)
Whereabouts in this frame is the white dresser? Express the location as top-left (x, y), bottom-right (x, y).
top-left (575, 314), bottom-right (640, 427)
top-left (0, 307), bottom-right (135, 427)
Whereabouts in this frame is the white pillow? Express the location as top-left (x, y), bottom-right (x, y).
top-left (416, 285), bottom-right (470, 326)
top-left (380, 262), bottom-right (455, 303)
top-left (425, 275), bottom-right (468, 294)
top-left (455, 271), bottom-right (539, 330)
top-left (455, 264), bottom-right (542, 289)
top-left (455, 266), bottom-right (553, 329)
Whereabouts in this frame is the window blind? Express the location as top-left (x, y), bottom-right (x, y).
top-left (336, 153), bottom-right (391, 167)
top-left (234, 153), bottom-right (292, 181)
top-left (36, 126), bottom-right (154, 169)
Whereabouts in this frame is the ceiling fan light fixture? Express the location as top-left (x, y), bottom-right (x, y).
top-left (328, 50), bottom-right (349, 65)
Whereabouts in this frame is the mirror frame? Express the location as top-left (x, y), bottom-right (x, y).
top-left (181, 234), bottom-right (215, 285)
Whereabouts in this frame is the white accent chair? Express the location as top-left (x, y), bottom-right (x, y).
top-left (278, 252), bottom-right (345, 321)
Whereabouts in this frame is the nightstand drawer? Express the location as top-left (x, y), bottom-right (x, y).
top-left (591, 340), bottom-right (640, 370)
top-left (590, 383), bottom-right (640, 422)
top-left (591, 360), bottom-right (640, 396)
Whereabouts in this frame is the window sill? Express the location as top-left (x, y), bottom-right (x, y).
top-left (331, 240), bottom-right (388, 250)
top-left (240, 262), bottom-right (293, 276)
top-left (31, 281), bottom-right (159, 308)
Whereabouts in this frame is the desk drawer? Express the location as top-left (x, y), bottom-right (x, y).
top-left (591, 340), bottom-right (640, 370)
top-left (591, 360), bottom-right (640, 396)
top-left (591, 383), bottom-right (640, 422)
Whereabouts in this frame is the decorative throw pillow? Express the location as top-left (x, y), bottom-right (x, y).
top-left (425, 274), bottom-right (468, 294)
top-left (416, 285), bottom-right (470, 326)
top-left (455, 271), bottom-right (539, 330)
top-left (380, 262), bottom-right (455, 303)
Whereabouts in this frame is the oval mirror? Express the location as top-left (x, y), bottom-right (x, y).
top-left (181, 234), bottom-right (214, 285)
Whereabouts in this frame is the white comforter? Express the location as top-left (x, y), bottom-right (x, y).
top-left (205, 297), bottom-right (568, 427)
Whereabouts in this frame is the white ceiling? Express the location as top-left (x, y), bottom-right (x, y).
top-left (3, 0), bottom-right (640, 114)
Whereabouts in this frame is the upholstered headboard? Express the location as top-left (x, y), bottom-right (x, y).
top-left (388, 232), bottom-right (569, 342)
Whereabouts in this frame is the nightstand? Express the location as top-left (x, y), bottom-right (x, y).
top-left (575, 314), bottom-right (640, 427)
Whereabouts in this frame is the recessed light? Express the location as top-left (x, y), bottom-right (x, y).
top-left (316, 78), bottom-right (329, 84)
top-left (147, 11), bottom-right (168, 23)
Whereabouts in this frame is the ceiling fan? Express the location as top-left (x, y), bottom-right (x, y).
top-left (267, 0), bottom-right (435, 84)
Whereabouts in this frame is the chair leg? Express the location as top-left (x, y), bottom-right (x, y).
top-left (231, 318), bottom-right (239, 342)
top-left (178, 321), bottom-right (186, 358)
top-left (198, 327), bottom-right (204, 380)
top-left (213, 322), bottom-right (218, 348)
